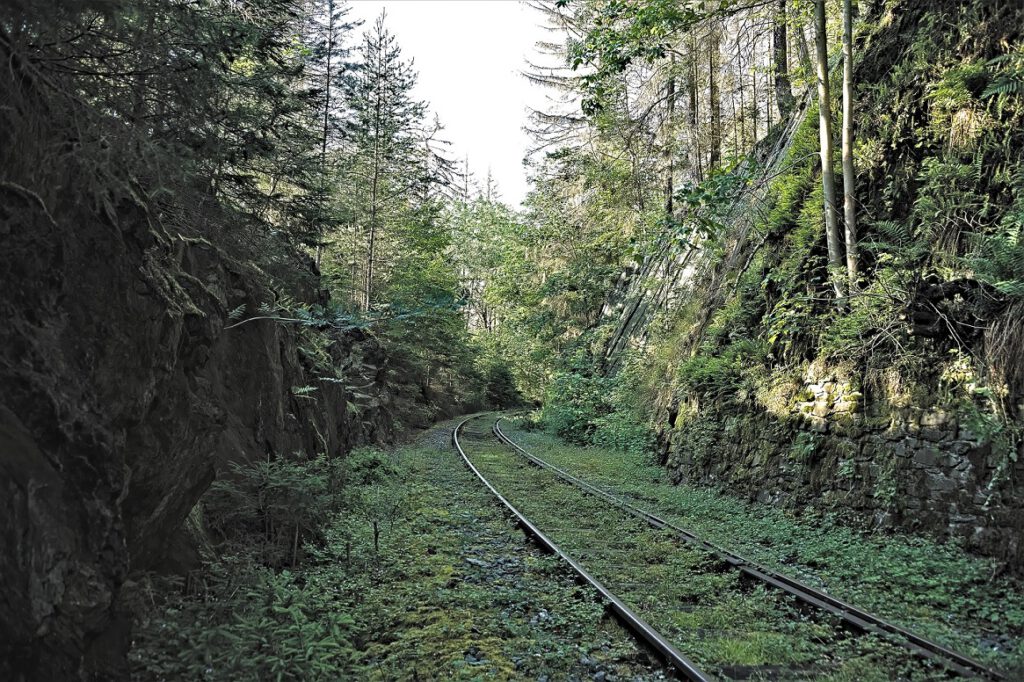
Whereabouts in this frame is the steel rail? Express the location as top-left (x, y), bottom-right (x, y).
top-left (453, 415), bottom-right (714, 682)
top-left (493, 417), bottom-right (1004, 681)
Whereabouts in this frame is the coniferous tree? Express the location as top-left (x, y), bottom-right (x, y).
top-left (342, 12), bottom-right (428, 310)
top-left (305, 0), bottom-right (357, 267)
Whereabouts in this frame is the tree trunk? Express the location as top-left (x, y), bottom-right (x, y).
top-left (796, 20), bottom-right (813, 75)
top-left (773, 0), bottom-right (796, 118)
top-left (315, 1), bottom-right (335, 271)
top-left (708, 22), bottom-right (721, 171)
top-left (365, 41), bottom-right (383, 311)
top-left (750, 30), bottom-right (759, 146)
top-left (736, 33), bottom-right (746, 152)
top-left (842, 0), bottom-right (859, 285)
top-left (686, 38), bottom-right (702, 182)
top-left (665, 58), bottom-right (675, 217)
top-left (814, 0), bottom-right (845, 299)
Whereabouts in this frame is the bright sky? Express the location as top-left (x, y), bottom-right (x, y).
top-left (346, 0), bottom-right (553, 206)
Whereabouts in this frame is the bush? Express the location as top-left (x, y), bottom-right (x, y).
top-left (205, 455), bottom-right (343, 568)
top-left (590, 410), bottom-right (656, 455)
top-left (131, 562), bottom-right (357, 680)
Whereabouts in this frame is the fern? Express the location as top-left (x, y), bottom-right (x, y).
top-left (863, 220), bottom-right (930, 265)
top-left (870, 219), bottom-right (914, 246)
top-left (291, 385), bottom-right (319, 399)
top-left (965, 228), bottom-right (1024, 300)
top-left (983, 79), bottom-right (1024, 98)
top-left (982, 50), bottom-right (1024, 99)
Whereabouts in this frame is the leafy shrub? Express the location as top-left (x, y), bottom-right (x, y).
top-left (541, 369), bottom-right (610, 443)
top-left (343, 447), bottom-right (397, 485)
top-left (206, 455), bottom-right (343, 567)
top-left (591, 408), bottom-right (656, 455)
top-left (132, 563), bottom-right (357, 680)
top-left (675, 339), bottom-right (768, 402)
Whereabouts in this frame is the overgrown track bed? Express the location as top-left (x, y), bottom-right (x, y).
top-left (454, 414), bottom-right (1001, 681)
top-left (492, 418), bottom-right (1005, 681)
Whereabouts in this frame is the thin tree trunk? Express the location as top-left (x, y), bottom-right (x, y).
top-left (366, 188), bottom-right (378, 310)
top-left (365, 37), bottom-right (383, 311)
top-left (736, 33), bottom-right (746, 152)
top-left (814, 0), bottom-right (845, 300)
top-left (687, 38), bottom-right (702, 182)
top-left (315, 2), bottom-right (336, 270)
top-left (841, 0), bottom-right (858, 285)
top-left (665, 57), bottom-right (675, 217)
top-left (774, 0), bottom-right (796, 118)
top-left (708, 22), bottom-right (721, 171)
top-left (750, 29), bottom-right (759, 147)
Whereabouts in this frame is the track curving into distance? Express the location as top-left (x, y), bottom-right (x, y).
top-left (453, 412), bottom-right (1007, 681)
top-left (453, 414), bottom-right (713, 681)
top-left (489, 415), bottom-right (1004, 681)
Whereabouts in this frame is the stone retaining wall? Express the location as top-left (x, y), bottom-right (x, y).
top-left (658, 371), bottom-right (1024, 568)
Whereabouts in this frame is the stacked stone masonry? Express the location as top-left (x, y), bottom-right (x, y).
top-left (659, 373), bottom-right (1024, 569)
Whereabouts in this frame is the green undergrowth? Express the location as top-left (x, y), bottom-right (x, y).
top-left (130, 421), bottom-right (665, 680)
top-left (500, 419), bottom-right (1024, 676)
top-left (461, 419), bottom-right (902, 680)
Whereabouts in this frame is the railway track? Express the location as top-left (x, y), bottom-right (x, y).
top-left (452, 413), bottom-right (1005, 681)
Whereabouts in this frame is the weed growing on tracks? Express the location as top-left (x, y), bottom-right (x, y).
top-left (131, 425), bottom-right (669, 680)
top-left (501, 419), bottom-right (1024, 674)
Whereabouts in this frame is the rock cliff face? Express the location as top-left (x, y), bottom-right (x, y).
top-left (598, 0), bottom-right (1024, 569)
top-left (0, 189), bottom-right (392, 679)
top-left (656, 367), bottom-right (1024, 568)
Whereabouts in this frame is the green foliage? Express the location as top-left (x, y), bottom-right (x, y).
top-left (912, 157), bottom-right (990, 255)
top-left (480, 361), bottom-right (523, 409)
top-left (964, 173), bottom-right (1024, 298)
top-left (675, 339), bottom-right (768, 402)
top-left (133, 564), bottom-right (358, 680)
top-left (541, 367), bottom-right (610, 444)
top-left (673, 164), bottom-right (754, 245)
top-left (206, 455), bottom-right (343, 567)
top-left (788, 432), bottom-right (821, 463)
top-left (982, 48), bottom-right (1024, 99)
top-left (564, 0), bottom-right (743, 114)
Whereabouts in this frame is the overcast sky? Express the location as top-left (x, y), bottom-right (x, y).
top-left (346, 0), bottom-right (553, 206)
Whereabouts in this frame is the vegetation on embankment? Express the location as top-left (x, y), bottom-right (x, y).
top-left (460, 0), bottom-right (1024, 568)
top-left (2, 1), bottom-right (517, 676)
top-left (502, 418), bottom-right (1024, 676)
top-left (130, 423), bottom-right (667, 680)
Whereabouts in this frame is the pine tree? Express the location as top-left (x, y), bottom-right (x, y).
top-left (343, 12), bottom-right (428, 310)
top-left (304, 0), bottom-right (358, 268)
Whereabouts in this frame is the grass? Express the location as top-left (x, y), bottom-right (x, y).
top-left (459, 417), bottom-right (951, 680)
top-left (131, 418), bottom-right (668, 681)
top-left (500, 416), bottom-right (1024, 676)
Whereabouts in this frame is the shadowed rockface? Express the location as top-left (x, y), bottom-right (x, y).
top-left (0, 188), bottom-right (394, 679)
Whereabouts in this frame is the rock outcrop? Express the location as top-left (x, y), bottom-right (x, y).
top-left (0, 188), bottom-right (391, 679)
